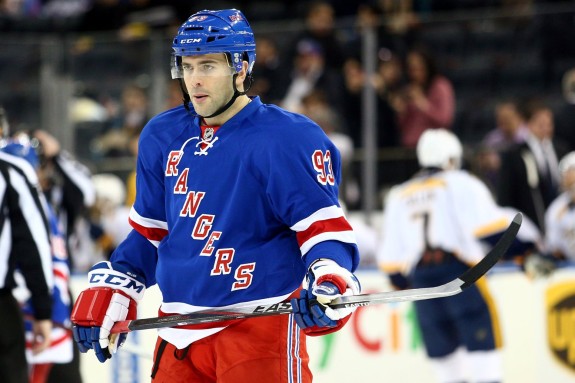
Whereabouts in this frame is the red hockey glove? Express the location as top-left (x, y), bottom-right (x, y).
top-left (291, 259), bottom-right (361, 336)
top-left (71, 261), bottom-right (145, 363)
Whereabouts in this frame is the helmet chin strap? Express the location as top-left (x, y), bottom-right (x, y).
top-left (180, 74), bottom-right (253, 120)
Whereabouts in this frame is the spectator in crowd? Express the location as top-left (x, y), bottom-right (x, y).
top-left (95, 82), bottom-right (149, 158)
top-left (373, 49), bottom-right (403, 148)
top-left (341, 49), bottom-right (405, 206)
top-left (286, 1), bottom-right (347, 73)
top-left (342, 50), bottom-right (403, 149)
top-left (341, 57), bottom-right (364, 148)
top-left (497, 99), bottom-right (570, 232)
top-left (475, 99), bottom-right (529, 192)
top-left (280, 37), bottom-right (345, 113)
top-left (392, 45), bottom-right (455, 148)
top-left (483, 99), bottom-right (529, 151)
top-left (376, 0), bottom-right (420, 56)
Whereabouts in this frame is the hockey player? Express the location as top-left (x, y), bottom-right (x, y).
top-left (545, 151), bottom-right (575, 260)
top-left (377, 129), bottom-right (537, 383)
top-left (70, 9), bottom-right (360, 383)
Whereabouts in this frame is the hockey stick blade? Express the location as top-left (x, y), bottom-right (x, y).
top-left (110, 213), bottom-right (522, 334)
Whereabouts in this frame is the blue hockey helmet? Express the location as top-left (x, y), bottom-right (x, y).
top-left (171, 9), bottom-right (256, 79)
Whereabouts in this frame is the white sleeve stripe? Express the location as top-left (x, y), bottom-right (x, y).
top-left (290, 206), bottom-right (345, 232)
top-left (129, 207), bottom-right (168, 230)
top-left (299, 231), bottom-right (357, 256)
top-left (55, 155), bottom-right (96, 206)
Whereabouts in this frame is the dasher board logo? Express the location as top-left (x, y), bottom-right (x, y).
top-left (547, 280), bottom-right (575, 374)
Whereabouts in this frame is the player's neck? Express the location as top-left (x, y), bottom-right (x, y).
top-left (203, 95), bottom-right (251, 127)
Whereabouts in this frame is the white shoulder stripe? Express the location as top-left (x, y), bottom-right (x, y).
top-left (299, 231), bottom-right (356, 255)
top-left (129, 207), bottom-right (168, 230)
top-left (290, 206), bottom-right (344, 232)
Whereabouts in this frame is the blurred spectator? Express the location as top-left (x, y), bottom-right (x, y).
top-left (392, 46), bottom-right (455, 148)
top-left (341, 57), bottom-right (364, 148)
top-left (286, 1), bottom-right (347, 73)
top-left (280, 38), bottom-right (344, 113)
top-left (342, 51), bottom-right (402, 149)
top-left (249, 34), bottom-right (288, 104)
top-left (475, 99), bottom-right (529, 191)
top-left (94, 82), bottom-right (149, 158)
top-left (553, 67), bottom-right (575, 151)
top-left (483, 100), bottom-right (529, 151)
top-left (496, 99), bottom-right (570, 231)
top-left (341, 51), bottom-right (404, 206)
top-left (378, 0), bottom-right (420, 54)
top-left (373, 49), bottom-right (403, 148)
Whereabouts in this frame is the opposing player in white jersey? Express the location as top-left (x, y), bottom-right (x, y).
top-left (377, 129), bottom-right (538, 383)
top-left (70, 8), bottom-right (360, 383)
top-left (545, 151), bottom-right (575, 260)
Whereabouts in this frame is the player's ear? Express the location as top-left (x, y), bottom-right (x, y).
top-left (235, 61), bottom-right (249, 89)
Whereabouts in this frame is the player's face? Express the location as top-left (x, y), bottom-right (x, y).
top-left (181, 54), bottom-right (236, 118)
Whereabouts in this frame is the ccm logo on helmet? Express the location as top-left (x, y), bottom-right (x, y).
top-left (181, 38), bottom-right (202, 44)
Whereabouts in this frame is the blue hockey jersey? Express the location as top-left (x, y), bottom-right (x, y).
top-left (111, 97), bottom-right (360, 347)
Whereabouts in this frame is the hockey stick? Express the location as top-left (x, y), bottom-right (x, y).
top-left (110, 213), bottom-right (522, 334)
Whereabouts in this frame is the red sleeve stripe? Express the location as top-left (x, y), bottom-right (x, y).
top-left (129, 217), bottom-right (168, 242)
top-left (296, 216), bottom-right (356, 255)
top-left (128, 207), bottom-right (168, 245)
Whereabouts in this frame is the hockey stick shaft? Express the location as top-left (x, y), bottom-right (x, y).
top-left (111, 213), bottom-right (522, 334)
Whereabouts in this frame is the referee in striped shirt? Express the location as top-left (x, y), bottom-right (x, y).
top-left (0, 108), bottom-right (53, 383)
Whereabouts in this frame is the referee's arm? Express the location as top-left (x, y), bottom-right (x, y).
top-left (3, 161), bottom-right (53, 319)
